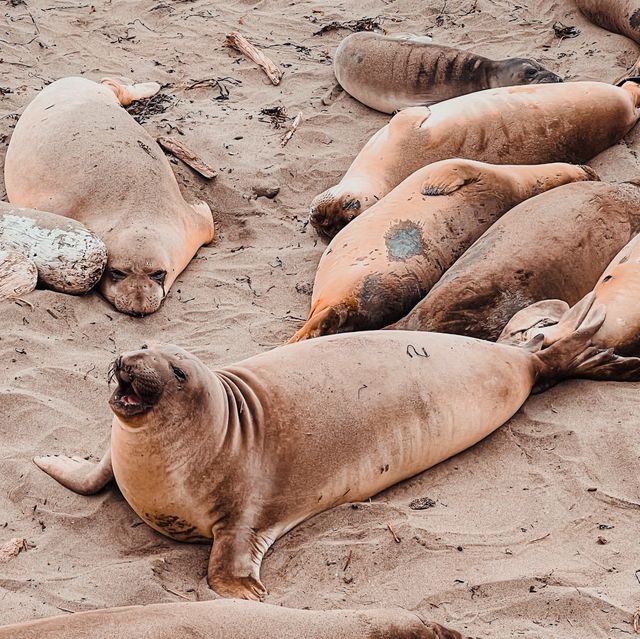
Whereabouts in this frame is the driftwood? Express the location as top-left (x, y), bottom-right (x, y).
top-left (157, 136), bottom-right (217, 179)
top-left (281, 112), bottom-right (302, 147)
top-left (225, 32), bottom-right (283, 85)
top-left (0, 202), bottom-right (107, 295)
top-left (0, 538), bottom-right (27, 563)
top-left (0, 250), bottom-right (37, 301)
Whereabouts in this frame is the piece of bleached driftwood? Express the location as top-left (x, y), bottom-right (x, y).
top-left (225, 32), bottom-right (283, 85)
top-left (157, 136), bottom-right (217, 179)
top-left (281, 111), bottom-right (302, 147)
top-left (0, 249), bottom-right (37, 300)
top-left (0, 202), bottom-right (107, 295)
top-left (0, 538), bottom-right (27, 563)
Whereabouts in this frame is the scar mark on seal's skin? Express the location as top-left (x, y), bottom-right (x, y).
top-left (384, 220), bottom-right (425, 261)
top-left (631, 9), bottom-right (640, 29)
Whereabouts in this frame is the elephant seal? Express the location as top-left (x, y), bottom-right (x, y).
top-left (392, 180), bottom-right (640, 340)
top-left (500, 232), bottom-right (640, 365)
top-left (0, 600), bottom-right (465, 639)
top-left (4, 77), bottom-right (215, 316)
top-left (334, 31), bottom-right (561, 114)
top-left (309, 80), bottom-right (640, 238)
top-left (575, 0), bottom-right (640, 44)
top-left (290, 160), bottom-right (597, 342)
top-left (33, 311), bottom-right (638, 599)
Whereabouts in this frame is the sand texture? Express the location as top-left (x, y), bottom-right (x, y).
top-left (1, 0), bottom-right (639, 637)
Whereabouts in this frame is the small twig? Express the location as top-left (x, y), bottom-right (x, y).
top-left (387, 523), bottom-right (401, 543)
top-left (343, 549), bottom-right (352, 571)
top-left (157, 136), bottom-right (216, 179)
top-left (161, 584), bottom-right (190, 600)
top-left (225, 32), bottom-right (282, 85)
top-left (633, 610), bottom-right (639, 634)
top-left (281, 111), bottom-right (302, 147)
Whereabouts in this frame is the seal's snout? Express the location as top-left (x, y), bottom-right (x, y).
top-left (101, 270), bottom-right (166, 317)
top-left (109, 352), bottom-right (164, 418)
top-left (536, 71), bottom-right (563, 84)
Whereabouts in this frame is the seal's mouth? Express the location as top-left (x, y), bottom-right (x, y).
top-left (108, 356), bottom-right (164, 418)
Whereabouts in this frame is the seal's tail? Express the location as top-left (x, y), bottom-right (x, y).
top-left (515, 294), bottom-right (640, 391)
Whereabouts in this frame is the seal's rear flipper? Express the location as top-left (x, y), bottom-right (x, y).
top-left (570, 349), bottom-right (640, 381)
top-left (100, 78), bottom-right (161, 106)
top-left (33, 446), bottom-right (113, 495)
top-left (288, 305), bottom-right (349, 343)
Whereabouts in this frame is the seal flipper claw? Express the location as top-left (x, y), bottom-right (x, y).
top-left (208, 527), bottom-right (269, 600)
top-left (33, 446), bottom-right (113, 495)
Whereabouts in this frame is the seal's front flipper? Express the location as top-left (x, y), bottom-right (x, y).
top-left (100, 78), bottom-right (161, 106)
top-left (389, 106), bottom-right (431, 133)
top-left (288, 304), bottom-right (349, 343)
top-left (189, 200), bottom-right (216, 245)
top-left (208, 527), bottom-right (269, 600)
top-left (420, 159), bottom-right (482, 196)
top-left (33, 445), bottom-right (113, 495)
top-left (570, 349), bottom-right (640, 381)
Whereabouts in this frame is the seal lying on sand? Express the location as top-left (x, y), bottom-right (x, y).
top-left (0, 600), bottom-right (465, 639)
top-left (4, 77), bottom-right (214, 316)
top-left (290, 160), bottom-right (596, 342)
top-left (309, 80), bottom-right (640, 238)
top-left (334, 32), bottom-right (561, 114)
top-left (33, 310), bottom-right (639, 599)
top-left (392, 180), bottom-right (640, 340)
top-left (500, 233), bottom-right (640, 365)
top-left (576, 0), bottom-right (640, 44)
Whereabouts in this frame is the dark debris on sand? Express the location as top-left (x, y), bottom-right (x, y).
top-left (125, 92), bottom-right (174, 123)
top-left (259, 106), bottom-right (289, 128)
top-left (312, 15), bottom-right (386, 36)
top-left (553, 22), bottom-right (580, 39)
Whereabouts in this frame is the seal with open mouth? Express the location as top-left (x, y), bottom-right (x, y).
top-left (32, 314), bottom-right (640, 599)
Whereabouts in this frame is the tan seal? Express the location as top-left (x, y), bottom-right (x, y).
top-left (0, 599), bottom-right (465, 639)
top-left (576, 0), bottom-right (640, 44)
top-left (33, 312), bottom-right (636, 598)
top-left (290, 160), bottom-right (597, 341)
top-left (4, 77), bottom-right (215, 316)
top-left (392, 180), bottom-right (640, 340)
top-left (309, 80), bottom-right (640, 238)
top-left (334, 31), bottom-right (561, 114)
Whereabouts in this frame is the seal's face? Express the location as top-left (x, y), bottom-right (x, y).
top-left (498, 58), bottom-right (562, 86)
top-left (100, 262), bottom-right (168, 317)
top-left (108, 344), bottom-right (202, 424)
top-left (309, 181), bottom-right (381, 239)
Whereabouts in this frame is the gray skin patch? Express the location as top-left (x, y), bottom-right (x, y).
top-left (384, 220), bottom-right (425, 262)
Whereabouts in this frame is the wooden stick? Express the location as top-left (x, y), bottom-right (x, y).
top-left (281, 112), bottom-right (302, 147)
top-left (157, 136), bottom-right (217, 179)
top-left (225, 32), bottom-right (283, 85)
top-left (0, 250), bottom-right (37, 301)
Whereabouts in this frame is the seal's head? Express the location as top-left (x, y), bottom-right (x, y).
top-left (309, 178), bottom-right (381, 239)
top-left (493, 58), bottom-right (562, 87)
top-left (108, 343), bottom-right (208, 425)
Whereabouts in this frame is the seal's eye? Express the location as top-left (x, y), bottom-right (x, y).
top-left (524, 65), bottom-right (538, 78)
top-left (171, 364), bottom-right (187, 383)
top-left (110, 269), bottom-right (127, 282)
top-left (150, 270), bottom-right (167, 284)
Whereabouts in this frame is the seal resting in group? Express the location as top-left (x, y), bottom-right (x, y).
top-left (33, 308), bottom-right (639, 599)
top-left (334, 31), bottom-right (561, 114)
top-left (0, 600), bottom-right (465, 639)
top-left (290, 159), bottom-right (597, 341)
top-left (575, 0), bottom-right (640, 44)
top-left (309, 80), bottom-right (640, 238)
top-left (4, 77), bottom-right (215, 316)
top-left (392, 180), bottom-right (640, 341)
top-left (500, 232), bottom-right (640, 365)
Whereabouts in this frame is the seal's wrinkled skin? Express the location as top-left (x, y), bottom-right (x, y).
top-left (393, 181), bottom-right (640, 341)
top-left (335, 32), bottom-right (561, 114)
top-left (33, 315), bottom-right (640, 599)
top-left (0, 600), bottom-right (466, 639)
top-left (309, 81), bottom-right (640, 238)
top-left (290, 160), bottom-right (597, 341)
top-left (4, 77), bottom-right (214, 316)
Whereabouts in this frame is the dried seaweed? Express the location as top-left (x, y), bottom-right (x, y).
top-left (125, 92), bottom-right (173, 123)
top-left (313, 15), bottom-right (386, 36)
top-left (553, 22), bottom-right (580, 39)
top-left (259, 105), bottom-right (289, 128)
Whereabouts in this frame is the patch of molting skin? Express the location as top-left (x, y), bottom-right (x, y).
top-left (384, 220), bottom-right (425, 262)
top-left (146, 513), bottom-right (210, 542)
top-left (631, 8), bottom-right (640, 30)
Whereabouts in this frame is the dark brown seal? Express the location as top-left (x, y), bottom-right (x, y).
top-left (334, 31), bottom-right (561, 114)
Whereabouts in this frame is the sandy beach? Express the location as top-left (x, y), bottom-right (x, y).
top-left (1, 0), bottom-right (639, 636)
